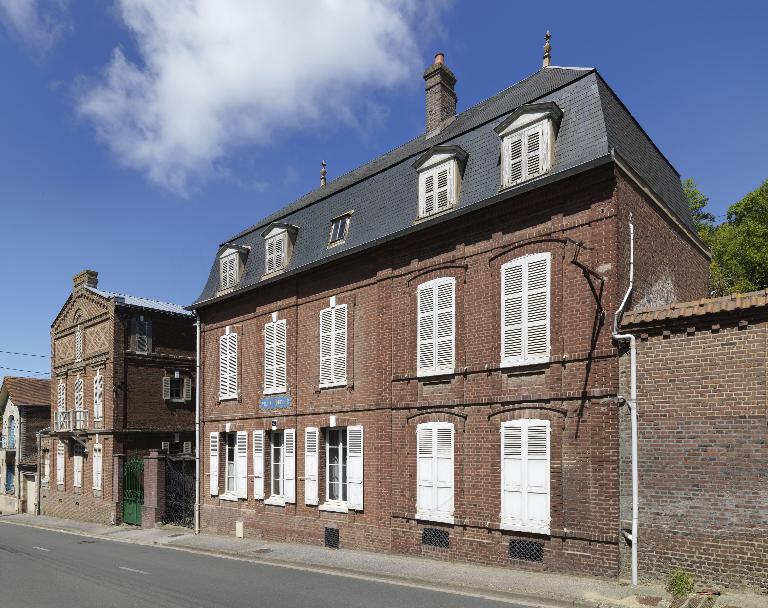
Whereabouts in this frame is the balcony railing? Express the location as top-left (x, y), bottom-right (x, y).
top-left (0, 435), bottom-right (15, 450)
top-left (54, 410), bottom-right (89, 433)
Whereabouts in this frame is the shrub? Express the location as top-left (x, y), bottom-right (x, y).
top-left (667, 569), bottom-right (695, 597)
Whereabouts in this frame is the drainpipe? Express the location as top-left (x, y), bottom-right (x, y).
top-left (36, 426), bottom-right (50, 515)
top-left (194, 314), bottom-right (201, 534)
top-left (613, 217), bottom-right (638, 586)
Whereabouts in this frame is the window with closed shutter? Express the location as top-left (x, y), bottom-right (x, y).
top-left (264, 318), bottom-right (287, 394)
top-left (252, 430), bottom-right (264, 499)
top-left (93, 371), bottom-right (104, 420)
top-left (417, 277), bottom-right (455, 377)
top-left (416, 422), bottom-right (454, 523)
top-left (57, 379), bottom-right (66, 411)
top-left (500, 419), bottom-right (550, 534)
top-left (319, 303), bottom-right (347, 388)
top-left (220, 253), bottom-right (238, 290)
top-left (235, 431), bottom-right (248, 499)
top-left (209, 432), bottom-right (219, 496)
top-left (502, 121), bottom-right (550, 188)
top-left (265, 233), bottom-right (287, 274)
top-left (218, 330), bottom-right (238, 400)
top-left (56, 441), bottom-right (65, 485)
top-left (73, 445), bottom-right (83, 488)
top-left (304, 427), bottom-right (319, 505)
top-left (501, 252), bottom-right (551, 366)
top-left (92, 443), bottom-right (103, 491)
top-left (418, 161), bottom-right (456, 218)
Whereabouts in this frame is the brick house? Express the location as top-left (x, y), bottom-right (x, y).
top-left (190, 52), bottom-right (709, 576)
top-left (619, 291), bottom-right (768, 590)
top-left (41, 270), bottom-right (195, 525)
top-left (0, 377), bottom-right (50, 514)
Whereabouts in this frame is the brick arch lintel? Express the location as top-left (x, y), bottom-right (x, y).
top-left (406, 409), bottom-right (468, 431)
top-left (405, 263), bottom-right (469, 286)
top-left (487, 236), bottom-right (581, 267)
top-left (487, 404), bottom-right (568, 420)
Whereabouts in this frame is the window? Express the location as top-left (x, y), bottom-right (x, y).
top-left (163, 374), bottom-right (191, 402)
top-left (92, 443), bottom-right (103, 491)
top-left (225, 432), bottom-right (236, 494)
top-left (501, 253), bottom-right (551, 366)
top-left (318, 425), bottom-right (364, 511)
top-left (266, 428), bottom-right (295, 504)
top-left (264, 317), bottom-right (287, 394)
top-left (416, 422), bottom-right (454, 523)
top-left (252, 430), bottom-right (265, 499)
top-left (93, 371), bottom-right (104, 421)
top-left (57, 379), bottom-right (66, 411)
top-left (73, 444), bottom-right (83, 488)
top-left (74, 376), bottom-right (84, 413)
top-left (417, 277), bottom-right (455, 377)
top-left (220, 253), bottom-right (238, 290)
top-left (134, 316), bottom-right (151, 354)
top-left (500, 420), bottom-right (550, 534)
top-left (328, 214), bottom-right (350, 245)
top-left (418, 161), bottom-right (456, 218)
top-left (326, 428), bottom-right (347, 503)
top-left (209, 433), bottom-right (219, 496)
top-left (265, 232), bottom-right (287, 274)
top-left (42, 450), bottom-right (50, 482)
top-left (75, 325), bottom-right (83, 362)
top-left (218, 329), bottom-right (238, 400)
top-left (56, 441), bottom-right (65, 485)
top-left (319, 300), bottom-right (347, 388)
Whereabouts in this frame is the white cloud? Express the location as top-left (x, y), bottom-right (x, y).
top-left (77, 0), bottom-right (449, 195)
top-left (0, 0), bottom-right (70, 55)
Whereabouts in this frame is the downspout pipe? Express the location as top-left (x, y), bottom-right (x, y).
top-left (612, 217), bottom-right (639, 587)
top-left (194, 314), bottom-right (201, 535)
top-left (36, 426), bottom-right (50, 516)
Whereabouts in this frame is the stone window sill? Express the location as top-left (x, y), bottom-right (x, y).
top-left (319, 501), bottom-right (349, 514)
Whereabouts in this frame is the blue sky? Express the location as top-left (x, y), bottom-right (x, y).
top-left (1, 0), bottom-right (766, 381)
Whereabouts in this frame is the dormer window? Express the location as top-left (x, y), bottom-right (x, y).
top-left (328, 214), bottom-right (351, 246)
top-left (412, 145), bottom-right (468, 220)
top-left (217, 243), bottom-right (249, 293)
top-left (260, 223), bottom-right (298, 278)
top-left (494, 102), bottom-right (562, 190)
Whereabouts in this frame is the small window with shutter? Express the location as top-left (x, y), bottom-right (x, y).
top-left (500, 419), bottom-right (551, 534)
top-left (264, 318), bottom-right (287, 394)
top-left (219, 253), bottom-right (239, 290)
top-left (265, 232), bottom-right (287, 274)
top-left (319, 301), bottom-right (347, 388)
top-left (218, 329), bottom-right (238, 400)
top-left (501, 120), bottom-right (550, 188)
top-left (416, 422), bottom-right (454, 523)
top-left (501, 253), bottom-right (551, 367)
top-left (417, 277), bottom-right (455, 377)
top-left (418, 161), bottom-right (456, 218)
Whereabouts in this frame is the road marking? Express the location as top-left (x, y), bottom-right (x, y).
top-left (119, 566), bottom-right (149, 575)
top-left (32, 546), bottom-right (50, 552)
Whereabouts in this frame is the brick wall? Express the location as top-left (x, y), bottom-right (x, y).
top-left (619, 293), bottom-right (768, 591)
top-left (198, 164), bottom-right (708, 576)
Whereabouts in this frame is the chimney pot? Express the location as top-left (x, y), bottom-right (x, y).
top-left (73, 269), bottom-right (98, 290)
top-left (434, 52), bottom-right (445, 65)
top-left (423, 53), bottom-right (457, 136)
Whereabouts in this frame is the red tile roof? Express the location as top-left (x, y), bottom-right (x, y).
top-left (2, 377), bottom-right (51, 407)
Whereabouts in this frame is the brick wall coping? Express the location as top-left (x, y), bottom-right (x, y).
top-left (622, 289), bottom-right (768, 328)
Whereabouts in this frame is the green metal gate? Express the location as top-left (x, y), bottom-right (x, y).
top-left (123, 458), bottom-right (144, 526)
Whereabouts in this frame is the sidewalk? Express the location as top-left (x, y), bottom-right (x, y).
top-left (0, 513), bottom-right (761, 608)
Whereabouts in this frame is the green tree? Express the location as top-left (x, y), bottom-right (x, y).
top-left (709, 180), bottom-right (768, 295)
top-left (683, 177), bottom-right (716, 244)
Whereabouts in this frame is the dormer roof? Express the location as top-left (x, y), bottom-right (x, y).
top-left (493, 101), bottom-right (564, 137)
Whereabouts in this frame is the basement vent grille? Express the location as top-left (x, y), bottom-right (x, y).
top-left (324, 527), bottom-right (339, 549)
top-left (422, 527), bottom-right (449, 549)
top-left (508, 539), bottom-right (544, 562)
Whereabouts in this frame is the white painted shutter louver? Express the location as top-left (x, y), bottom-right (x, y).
top-left (319, 307), bottom-right (333, 387)
top-left (57, 380), bottom-right (66, 411)
top-left (416, 425), bottom-right (435, 514)
top-left (319, 304), bottom-right (347, 387)
top-left (416, 423), bottom-right (454, 521)
top-left (264, 319), bottom-right (287, 393)
top-left (209, 432), bottom-right (219, 496)
top-left (435, 426), bottom-right (454, 517)
top-left (419, 162), bottom-right (455, 217)
top-left (417, 278), bottom-right (455, 376)
top-left (219, 332), bottom-right (238, 399)
top-left (162, 376), bottom-right (171, 400)
top-left (501, 253), bottom-right (551, 365)
top-left (75, 326), bottom-right (83, 361)
top-left (92, 444), bottom-right (103, 491)
top-left (93, 373), bottom-right (103, 420)
top-left (74, 378), bottom-right (84, 410)
top-left (266, 239), bottom-right (275, 273)
top-left (252, 430), bottom-right (264, 499)
top-left (506, 133), bottom-right (524, 186)
top-left (236, 431), bottom-right (248, 499)
top-left (183, 377), bottom-right (192, 401)
top-left (284, 429), bottom-right (296, 503)
top-left (274, 235), bottom-right (284, 270)
top-left (525, 124), bottom-right (543, 179)
top-left (347, 425), bottom-right (364, 510)
top-left (304, 427), bottom-right (319, 505)
top-left (500, 420), bottom-right (550, 533)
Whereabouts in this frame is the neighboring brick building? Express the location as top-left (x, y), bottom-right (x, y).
top-left (41, 270), bottom-right (195, 525)
top-left (190, 51), bottom-right (709, 577)
top-left (0, 377), bottom-right (50, 514)
top-left (619, 291), bottom-right (768, 591)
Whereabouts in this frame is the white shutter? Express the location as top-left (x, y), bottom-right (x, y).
top-left (136, 319), bottom-right (148, 353)
top-left (92, 444), bottom-right (103, 491)
top-left (162, 376), bottom-right (171, 400)
top-left (435, 163), bottom-right (453, 212)
top-left (93, 373), bottom-right (103, 420)
top-left (417, 278), bottom-right (455, 376)
top-left (304, 427), bottom-right (319, 506)
top-left (501, 253), bottom-right (551, 365)
top-left (505, 133), bottom-right (524, 186)
top-left (347, 425), bottom-right (364, 510)
top-left (332, 305), bottom-right (347, 385)
top-left (183, 377), bottom-right (192, 401)
top-left (252, 430), bottom-right (264, 499)
top-left (420, 170), bottom-right (435, 217)
top-left (219, 332), bottom-right (238, 399)
top-left (266, 239), bottom-right (275, 274)
top-left (416, 424), bottom-right (435, 514)
top-left (435, 425), bottom-right (454, 518)
top-left (56, 441), bottom-right (65, 484)
top-left (274, 235), bottom-right (285, 270)
top-left (73, 446), bottom-right (83, 488)
top-left (75, 326), bottom-right (83, 361)
top-left (284, 429), bottom-right (296, 503)
top-left (500, 420), bottom-right (550, 533)
top-left (57, 380), bottom-right (66, 411)
top-left (319, 307), bottom-right (333, 387)
top-left (264, 319), bottom-right (287, 394)
top-left (275, 319), bottom-right (287, 392)
top-left (209, 432), bottom-right (219, 496)
top-left (419, 162), bottom-right (455, 217)
top-left (74, 377), bottom-right (84, 410)
top-left (236, 431), bottom-right (248, 499)
top-left (416, 422), bottom-right (454, 521)
top-left (264, 321), bottom-right (276, 393)
top-left (525, 123), bottom-right (543, 179)
top-left (227, 333), bottom-right (238, 397)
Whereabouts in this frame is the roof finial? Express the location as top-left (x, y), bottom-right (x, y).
top-left (542, 31), bottom-right (552, 68)
top-left (320, 160), bottom-right (327, 187)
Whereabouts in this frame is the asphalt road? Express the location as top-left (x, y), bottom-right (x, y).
top-left (0, 522), bottom-right (525, 608)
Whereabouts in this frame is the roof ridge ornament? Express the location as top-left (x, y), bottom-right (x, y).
top-left (320, 160), bottom-right (327, 187)
top-left (543, 31), bottom-right (552, 68)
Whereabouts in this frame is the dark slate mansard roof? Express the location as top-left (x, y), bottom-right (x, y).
top-left (192, 66), bottom-right (698, 308)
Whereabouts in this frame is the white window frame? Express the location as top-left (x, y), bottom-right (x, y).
top-left (500, 252), bottom-right (551, 367)
top-left (93, 370), bottom-right (104, 421)
top-left (219, 432), bottom-right (247, 500)
top-left (73, 444), bottom-right (83, 488)
top-left (500, 419), bottom-right (551, 534)
top-left (321, 428), bottom-right (348, 511)
top-left (218, 328), bottom-right (238, 400)
top-left (500, 117), bottom-right (552, 189)
top-left (319, 300), bottom-right (347, 388)
top-left (263, 316), bottom-right (287, 395)
top-left (416, 421), bottom-right (454, 524)
top-left (328, 214), bottom-right (351, 245)
top-left (220, 252), bottom-right (239, 290)
top-left (418, 159), bottom-right (457, 218)
top-left (265, 232), bottom-right (287, 275)
top-left (92, 442), bottom-right (103, 491)
top-left (266, 430), bottom-right (285, 505)
top-left (416, 277), bottom-right (456, 377)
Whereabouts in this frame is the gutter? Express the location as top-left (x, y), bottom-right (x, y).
top-left (612, 216), bottom-right (639, 586)
top-left (194, 315), bottom-right (201, 535)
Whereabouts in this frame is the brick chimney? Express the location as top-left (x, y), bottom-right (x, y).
top-left (423, 52), bottom-right (457, 137)
top-left (73, 269), bottom-right (98, 290)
